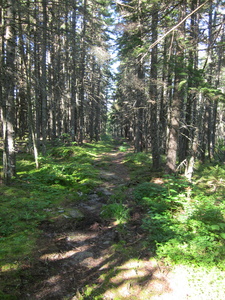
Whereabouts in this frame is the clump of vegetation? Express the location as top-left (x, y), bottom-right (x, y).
top-left (118, 141), bottom-right (130, 152)
top-left (101, 187), bottom-right (130, 225)
top-left (124, 152), bottom-right (153, 183)
top-left (133, 169), bottom-right (225, 269)
top-left (101, 202), bottom-right (130, 224)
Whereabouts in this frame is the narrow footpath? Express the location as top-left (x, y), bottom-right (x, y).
top-left (20, 148), bottom-right (190, 300)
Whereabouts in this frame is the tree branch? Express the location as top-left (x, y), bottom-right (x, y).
top-left (141, 0), bottom-right (209, 60)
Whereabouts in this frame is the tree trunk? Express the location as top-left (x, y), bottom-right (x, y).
top-left (95, 68), bottom-right (102, 142)
top-left (18, 3), bottom-right (39, 168)
top-left (79, 0), bottom-right (87, 145)
top-left (71, 1), bottom-right (78, 142)
top-left (134, 64), bottom-right (144, 153)
top-left (166, 3), bottom-right (186, 173)
top-left (166, 45), bottom-right (184, 173)
top-left (166, 77), bottom-right (181, 173)
top-left (2, 0), bottom-right (16, 184)
top-left (150, 4), bottom-right (160, 170)
top-left (41, 0), bottom-right (48, 155)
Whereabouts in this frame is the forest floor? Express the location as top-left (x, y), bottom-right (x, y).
top-left (13, 146), bottom-right (196, 300)
top-left (2, 142), bottom-right (224, 300)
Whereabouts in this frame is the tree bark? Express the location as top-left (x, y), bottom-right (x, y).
top-left (150, 3), bottom-right (160, 170)
top-left (2, 0), bottom-right (16, 183)
top-left (41, 0), bottom-right (48, 155)
top-left (71, 0), bottom-right (78, 142)
top-left (79, 0), bottom-right (88, 145)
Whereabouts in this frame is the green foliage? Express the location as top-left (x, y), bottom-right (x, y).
top-left (195, 163), bottom-right (225, 196)
top-left (214, 138), bottom-right (225, 162)
top-left (200, 85), bottom-right (225, 102)
top-left (101, 202), bottom-right (130, 224)
top-left (0, 291), bottom-right (17, 300)
top-left (18, 145), bottom-right (102, 195)
top-left (134, 182), bottom-right (166, 202)
top-left (118, 141), bottom-right (129, 152)
top-left (0, 140), bottom-right (115, 271)
top-left (101, 187), bottom-right (130, 224)
top-left (134, 173), bottom-right (225, 269)
top-left (134, 176), bottom-right (189, 210)
top-left (0, 184), bottom-right (54, 265)
top-left (124, 152), bottom-right (153, 182)
top-left (125, 152), bottom-right (152, 166)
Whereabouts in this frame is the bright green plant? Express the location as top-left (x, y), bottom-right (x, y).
top-left (118, 141), bottom-right (129, 152)
top-left (101, 202), bottom-right (130, 224)
top-left (101, 186), bottom-right (130, 224)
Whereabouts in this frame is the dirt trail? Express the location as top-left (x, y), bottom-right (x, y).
top-left (18, 149), bottom-right (189, 300)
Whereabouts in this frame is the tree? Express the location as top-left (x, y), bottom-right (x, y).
top-left (2, 0), bottom-right (16, 184)
top-left (149, 2), bottom-right (161, 169)
top-left (113, 0), bottom-right (225, 174)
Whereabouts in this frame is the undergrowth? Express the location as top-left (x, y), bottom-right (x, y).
top-left (1, 139), bottom-right (225, 299)
top-left (130, 157), bottom-right (225, 270)
top-left (123, 152), bottom-right (154, 183)
top-left (0, 140), bottom-right (115, 297)
top-left (122, 151), bottom-right (225, 298)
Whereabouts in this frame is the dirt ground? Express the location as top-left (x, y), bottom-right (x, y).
top-left (3, 149), bottom-right (200, 299)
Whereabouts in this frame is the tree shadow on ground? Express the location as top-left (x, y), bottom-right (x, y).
top-left (0, 144), bottom-right (176, 299)
top-left (0, 197), bottom-right (172, 300)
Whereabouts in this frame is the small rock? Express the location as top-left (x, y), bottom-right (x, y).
top-left (99, 171), bottom-right (119, 181)
top-left (70, 251), bottom-right (94, 265)
top-left (66, 208), bottom-right (85, 220)
top-left (97, 187), bottom-right (112, 196)
top-left (63, 214), bottom-right (70, 219)
top-left (88, 193), bottom-right (100, 201)
top-left (102, 240), bottom-right (111, 245)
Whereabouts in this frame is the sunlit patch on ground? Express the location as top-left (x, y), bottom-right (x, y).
top-left (0, 263), bottom-right (20, 272)
top-left (102, 258), bottom-right (172, 299)
top-left (40, 249), bottom-right (80, 261)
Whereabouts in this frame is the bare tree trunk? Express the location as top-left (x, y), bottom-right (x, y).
top-left (95, 68), bottom-right (102, 142)
top-left (150, 3), bottom-right (161, 169)
top-left (0, 3), bottom-right (3, 140)
top-left (2, 0), bottom-right (16, 184)
top-left (166, 3), bottom-right (187, 173)
top-left (18, 2), bottom-right (39, 168)
top-left (70, 0), bottom-right (78, 142)
top-left (33, 0), bottom-right (41, 150)
top-left (134, 65), bottom-right (144, 153)
top-left (166, 74), bottom-right (181, 173)
top-left (41, 0), bottom-right (48, 155)
top-left (79, 0), bottom-right (87, 145)
top-left (134, 0), bottom-right (144, 153)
